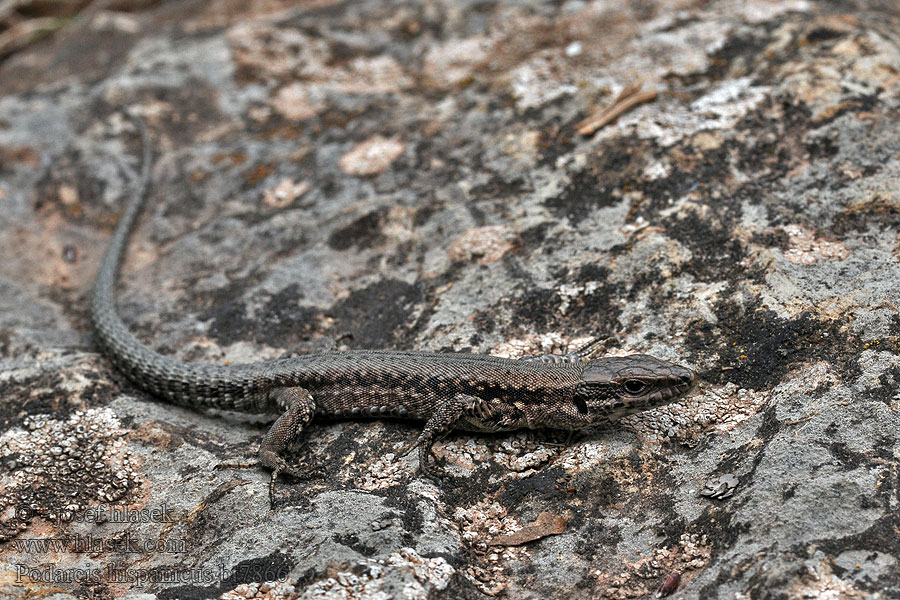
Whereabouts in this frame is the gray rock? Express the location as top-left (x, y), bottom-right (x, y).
top-left (1, 0), bottom-right (898, 598)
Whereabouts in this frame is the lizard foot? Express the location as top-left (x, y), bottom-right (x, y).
top-left (396, 440), bottom-right (448, 480)
top-left (217, 451), bottom-right (321, 507)
top-left (416, 449), bottom-right (448, 481)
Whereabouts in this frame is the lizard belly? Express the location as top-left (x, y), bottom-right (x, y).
top-left (312, 384), bottom-right (437, 420)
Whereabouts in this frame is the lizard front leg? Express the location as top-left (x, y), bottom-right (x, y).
top-left (399, 393), bottom-right (479, 478)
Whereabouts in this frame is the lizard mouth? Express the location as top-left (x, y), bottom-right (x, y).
top-left (644, 368), bottom-right (695, 406)
top-left (669, 367), bottom-right (696, 397)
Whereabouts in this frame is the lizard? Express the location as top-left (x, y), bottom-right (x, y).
top-left (89, 116), bottom-right (696, 502)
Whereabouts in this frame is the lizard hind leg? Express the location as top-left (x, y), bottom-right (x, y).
top-left (218, 387), bottom-right (317, 505)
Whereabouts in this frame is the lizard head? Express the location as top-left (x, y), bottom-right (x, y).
top-left (573, 354), bottom-right (695, 423)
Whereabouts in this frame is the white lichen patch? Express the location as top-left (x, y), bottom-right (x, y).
top-left (262, 178), bottom-right (311, 209)
top-left (447, 225), bottom-right (520, 265)
top-left (338, 136), bottom-right (405, 176)
top-left (509, 55), bottom-right (579, 110)
top-left (781, 224), bottom-right (850, 265)
top-left (355, 453), bottom-right (407, 491)
top-left (423, 37), bottom-right (494, 88)
top-left (221, 579), bottom-right (298, 600)
top-left (597, 77), bottom-right (770, 147)
top-left (554, 441), bottom-right (613, 473)
top-left (386, 549), bottom-right (454, 591)
top-left (490, 435), bottom-right (558, 475)
top-left (556, 281), bottom-right (601, 314)
top-left (454, 500), bottom-right (517, 545)
top-left (490, 334), bottom-right (595, 360)
top-left (228, 25), bottom-right (412, 95)
top-left (228, 24), bottom-right (327, 79)
top-left (380, 206), bottom-right (420, 246)
top-left (323, 54), bottom-right (414, 95)
top-left (643, 159), bottom-right (672, 180)
top-left (452, 500), bottom-right (526, 594)
top-left (789, 559), bottom-right (869, 600)
top-left (272, 83), bottom-right (326, 121)
top-left (430, 438), bottom-right (492, 472)
top-left (0, 408), bottom-right (139, 539)
top-left (621, 383), bottom-right (769, 443)
top-left (297, 548), bottom-right (453, 600)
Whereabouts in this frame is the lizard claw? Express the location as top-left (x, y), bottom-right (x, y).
top-left (415, 444), bottom-right (448, 480)
top-left (396, 441), bottom-right (418, 459)
top-left (217, 450), bottom-right (320, 507)
top-left (395, 443), bottom-right (438, 477)
top-left (396, 433), bottom-right (451, 480)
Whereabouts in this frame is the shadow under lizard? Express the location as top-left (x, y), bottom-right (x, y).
top-left (89, 117), bottom-right (696, 503)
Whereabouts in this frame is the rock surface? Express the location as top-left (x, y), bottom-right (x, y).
top-left (1, 0), bottom-right (899, 598)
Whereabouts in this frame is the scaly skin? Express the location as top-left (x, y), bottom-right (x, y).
top-left (90, 116), bottom-right (695, 501)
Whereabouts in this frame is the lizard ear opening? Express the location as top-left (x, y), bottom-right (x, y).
top-left (573, 396), bottom-right (588, 414)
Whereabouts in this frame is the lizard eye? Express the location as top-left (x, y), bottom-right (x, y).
top-left (623, 379), bottom-right (647, 394)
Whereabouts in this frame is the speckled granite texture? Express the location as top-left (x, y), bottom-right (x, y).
top-left (1, 1), bottom-right (899, 598)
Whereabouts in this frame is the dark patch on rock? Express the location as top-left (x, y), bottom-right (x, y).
top-left (468, 174), bottom-right (530, 208)
top-left (662, 211), bottom-right (748, 282)
top-left (704, 31), bottom-right (772, 81)
top-left (750, 228), bottom-right (791, 251)
top-left (520, 222), bottom-right (550, 248)
top-left (805, 26), bottom-right (847, 44)
top-left (573, 522), bottom-right (623, 559)
top-left (533, 117), bottom-right (577, 169)
top-left (507, 287), bottom-right (562, 332)
top-left (226, 301), bottom-right (315, 349)
top-left (471, 308), bottom-right (497, 334)
top-left (199, 283), bottom-right (319, 349)
top-left (858, 364), bottom-right (900, 405)
top-left (690, 301), bottom-right (854, 389)
top-left (389, 492), bottom-right (426, 538)
top-left (576, 263), bottom-right (609, 282)
top-left (158, 552), bottom-right (297, 600)
top-left (563, 281), bottom-right (621, 332)
top-left (810, 94), bottom-right (881, 127)
top-left (34, 148), bottom-right (117, 226)
top-left (0, 20), bottom-right (140, 96)
top-left (328, 209), bottom-right (386, 250)
top-left (126, 82), bottom-right (232, 150)
top-left (333, 532), bottom-right (378, 557)
top-left (830, 197), bottom-right (900, 236)
top-left (811, 513), bottom-right (900, 593)
top-left (544, 141), bottom-right (648, 223)
top-left (497, 468), bottom-right (565, 508)
top-left (804, 133), bottom-right (840, 160)
top-left (502, 263), bottom-right (623, 337)
top-left (327, 279), bottom-right (424, 349)
top-left (0, 370), bottom-right (117, 430)
top-left (412, 194), bottom-right (443, 227)
top-left (820, 441), bottom-right (872, 473)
